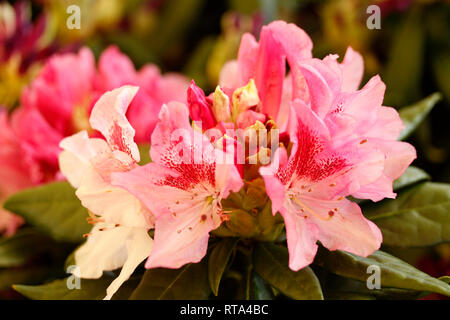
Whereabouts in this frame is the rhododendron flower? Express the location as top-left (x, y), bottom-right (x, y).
top-left (182, 20), bottom-right (415, 271)
top-left (59, 86), bottom-right (153, 300)
top-left (247, 23), bottom-right (417, 270)
top-left (112, 101), bottom-right (243, 269)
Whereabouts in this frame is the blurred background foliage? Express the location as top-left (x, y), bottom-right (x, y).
top-left (0, 0), bottom-right (449, 298)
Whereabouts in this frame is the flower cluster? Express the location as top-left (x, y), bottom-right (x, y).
top-left (56, 21), bottom-right (415, 298)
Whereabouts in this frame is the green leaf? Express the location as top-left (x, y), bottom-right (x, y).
top-left (253, 243), bottom-right (323, 300)
top-left (432, 53), bottom-right (450, 103)
top-left (251, 272), bottom-right (274, 300)
top-left (149, 0), bottom-right (206, 56)
top-left (398, 93), bottom-right (442, 140)
top-left (393, 166), bottom-right (430, 191)
top-left (13, 276), bottom-right (138, 300)
top-left (383, 8), bottom-right (424, 107)
top-left (439, 276), bottom-right (450, 284)
top-left (315, 249), bottom-right (450, 297)
top-left (321, 272), bottom-right (424, 300)
top-left (130, 259), bottom-right (210, 300)
top-left (0, 265), bottom-right (61, 291)
top-left (366, 182), bottom-right (450, 247)
top-left (0, 229), bottom-right (55, 267)
top-left (3, 182), bottom-right (90, 243)
top-left (208, 238), bottom-right (238, 296)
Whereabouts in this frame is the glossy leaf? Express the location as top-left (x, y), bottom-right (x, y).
top-left (130, 259), bottom-right (210, 300)
top-left (4, 182), bottom-right (90, 243)
top-left (366, 182), bottom-right (450, 246)
top-left (321, 272), bottom-right (424, 300)
top-left (13, 276), bottom-right (138, 300)
top-left (251, 272), bottom-right (274, 300)
top-left (208, 238), bottom-right (238, 296)
top-left (398, 92), bottom-right (442, 140)
top-left (384, 8), bottom-right (424, 107)
top-left (0, 229), bottom-right (55, 268)
top-left (392, 166), bottom-right (430, 191)
top-left (253, 243), bottom-right (323, 300)
top-left (315, 249), bottom-right (450, 297)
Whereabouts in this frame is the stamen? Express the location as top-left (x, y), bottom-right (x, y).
top-left (291, 196), bottom-right (333, 221)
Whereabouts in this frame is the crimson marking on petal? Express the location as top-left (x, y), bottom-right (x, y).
top-left (156, 142), bottom-right (216, 191)
top-left (109, 121), bottom-right (132, 156)
top-left (276, 122), bottom-right (347, 185)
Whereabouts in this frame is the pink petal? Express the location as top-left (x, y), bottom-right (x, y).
top-left (301, 197), bottom-right (382, 257)
top-left (0, 111), bottom-right (33, 193)
top-left (10, 107), bottom-right (63, 184)
top-left (254, 26), bottom-right (286, 120)
top-left (298, 57), bottom-right (342, 119)
top-left (341, 47), bottom-right (364, 92)
top-left (260, 148), bottom-right (288, 214)
top-left (186, 81), bottom-right (216, 129)
top-left (280, 207), bottom-right (319, 271)
top-left (219, 60), bottom-right (239, 90)
top-left (89, 85), bottom-right (140, 162)
top-left (111, 163), bottom-right (185, 219)
top-left (235, 110), bottom-right (266, 129)
top-left (21, 47), bottom-right (95, 135)
top-left (365, 106), bottom-right (404, 140)
top-left (237, 33), bottom-right (259, 86)
top-left (145, 204), bottom-right (215, 269)
top-left (95, 45), bottom-right (137, 91)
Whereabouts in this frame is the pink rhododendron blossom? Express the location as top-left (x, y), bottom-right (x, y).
top-left (59, 86), bottom-right (154, 300)
top-left (112, 101), bottom-right (243, 269)
top-left (247, 23), bottom-right (417, 271)
top-left (0, 46), bottom-right (187, 235)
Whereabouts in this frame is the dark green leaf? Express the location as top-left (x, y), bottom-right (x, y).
top-left (315, 249), bottom-right (450, 297)
top-left (0, 265), bottom-right (61, 291)
top-left (13, 276), bottom-right (138, 300)
top-left (0, 229), bottom-right (55, 267)
top-left (398, 93), bottom-right (442, 140)
top-left (130, 259), bottom-right (210, 300)
top-left (321, 272), bottom-right (424, 300)
top-left (253, 243), bottom-right (323, 300)
top-left (393, 166), bottom-right (430, 191)
top-left (208, 238), bottom-right (238, 296)
top-left (251, 272), bottom-right (274, 300)
top-left (432, 53), bottom-right (450, 103)
top-left (149, 0), bottom-right (206, 55)
top-left (3, 182), bottom-right (90, 243)
top-left (366, 182), bottom-right (450, 247)
top-left (383, 8), bottom-right (424, 107)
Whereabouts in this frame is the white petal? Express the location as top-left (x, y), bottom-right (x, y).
top-left (74, 225), bottom-right (129, 279)
top-left (104, 228), bottom-right (153, 300)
